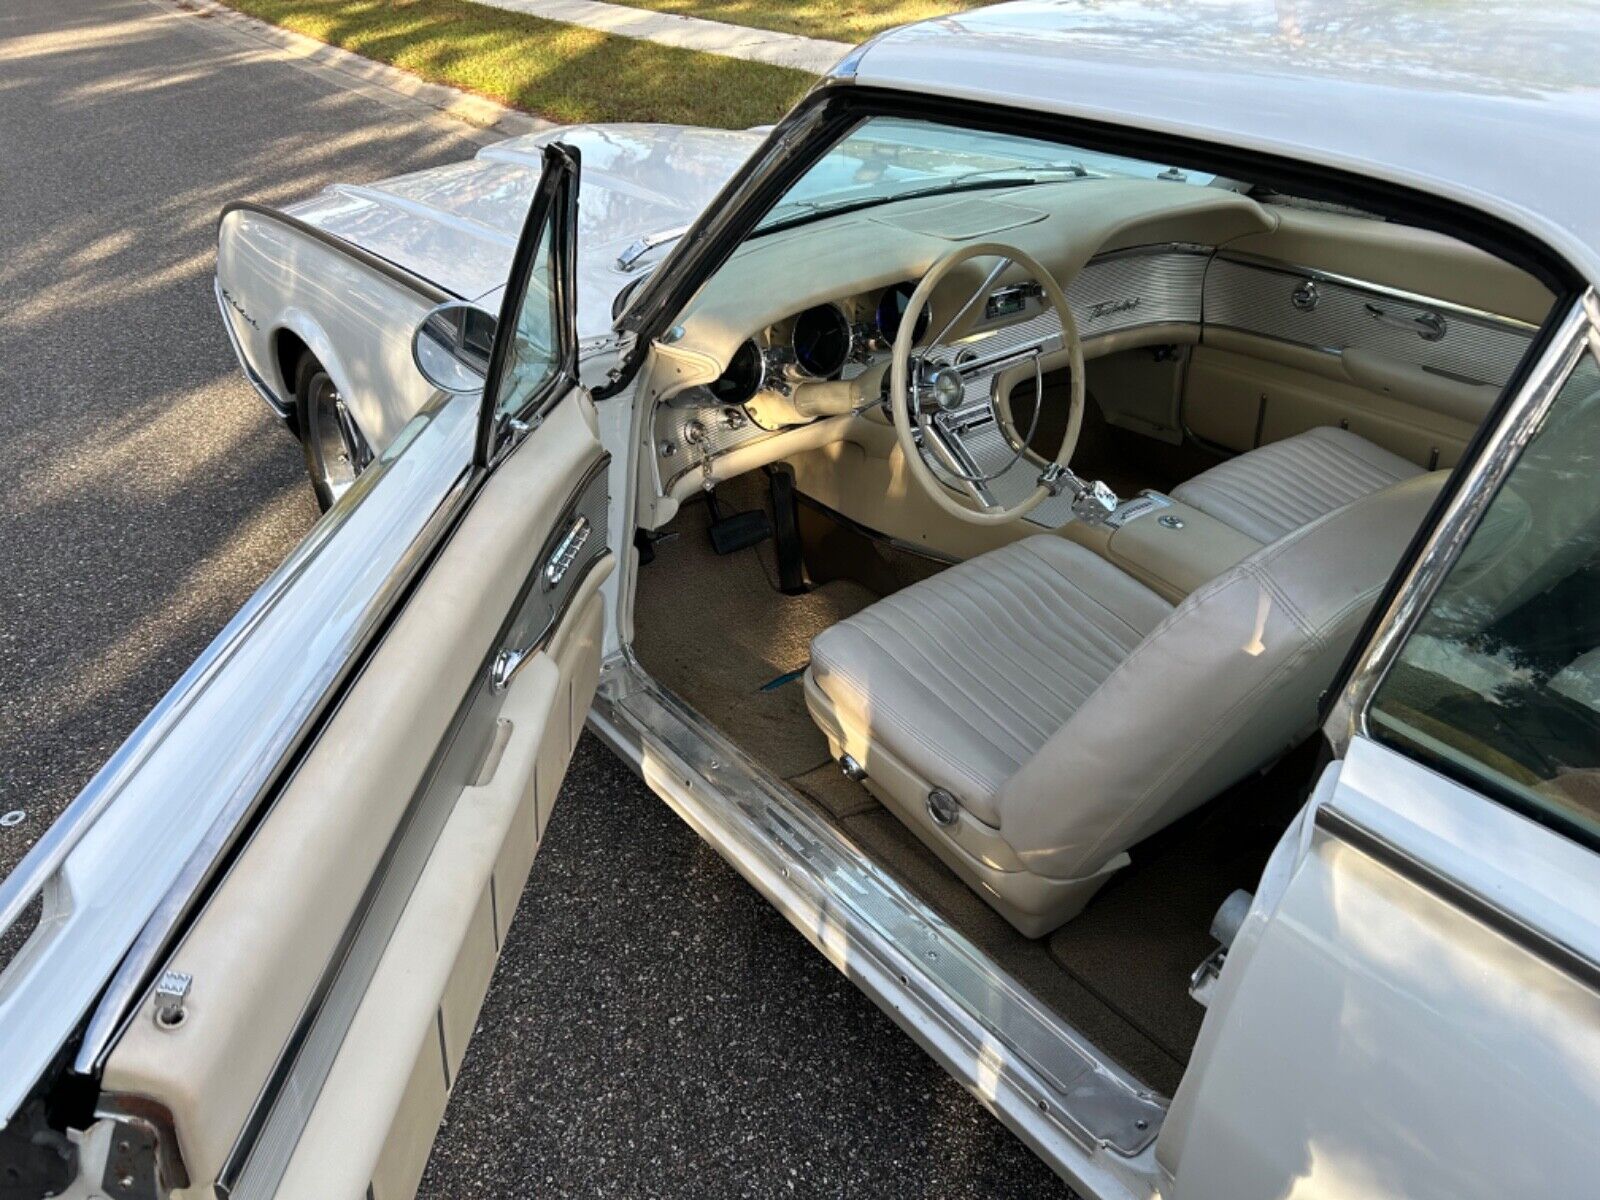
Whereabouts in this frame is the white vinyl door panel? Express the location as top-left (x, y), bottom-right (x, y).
top-left (99, 394), bottom-right (610, 1196)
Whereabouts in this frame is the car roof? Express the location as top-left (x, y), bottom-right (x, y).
top-left (846, 0), bottom-right (1600, 288)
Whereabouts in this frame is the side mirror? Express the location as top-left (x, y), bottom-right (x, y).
top-left (411, 300), bottom-right (495, 394)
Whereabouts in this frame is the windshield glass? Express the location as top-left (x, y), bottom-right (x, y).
top-left (757, 117), bottom-right (1216, 233)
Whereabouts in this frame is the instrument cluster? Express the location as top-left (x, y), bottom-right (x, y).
top-left (706, 281), bottom-right (932, 406)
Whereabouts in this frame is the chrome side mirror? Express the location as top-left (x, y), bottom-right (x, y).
top-left (411, 300), bottom-right (495, 394)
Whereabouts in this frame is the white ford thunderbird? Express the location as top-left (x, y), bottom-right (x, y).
top-left (4, 3), bottom-right (1599, 1198)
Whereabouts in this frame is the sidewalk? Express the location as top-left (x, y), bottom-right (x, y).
top-left (470, 0), bottom-right (851, 72)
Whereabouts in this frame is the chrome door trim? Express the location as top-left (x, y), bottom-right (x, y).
top-left (215, 452), bottom-right (610, 1200)
top-left (1324, 292), bottom-right (1595, 756)
top-left (1211, 249), bottom-right (1542, 333)
top-left (1313, 801), bottom-right (1600, 994)
top-left (72, 401), bottom-right (482, 1081)
top-left (219, 202), bottom-right (461, 307)
top-left (0, 393), bottom-right (477, 1129)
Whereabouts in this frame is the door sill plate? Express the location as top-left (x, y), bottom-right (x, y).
top-left (589, 652), bottom-right (1164, 1198)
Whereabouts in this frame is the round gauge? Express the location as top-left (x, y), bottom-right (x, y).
top-left (791, 304), bottom-right (852, 378)
top-left (708, 338), bottom-right (765, 405)
top-left (875, 281), bottom-right (931, 345)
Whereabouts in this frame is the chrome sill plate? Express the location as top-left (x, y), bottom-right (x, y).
top-left (589, 654), bottom-right (1163, 1199)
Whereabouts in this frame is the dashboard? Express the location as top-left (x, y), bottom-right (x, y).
top-left (703, 281), bottom-right (932, 411)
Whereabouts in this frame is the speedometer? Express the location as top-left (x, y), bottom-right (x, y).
top-left (875, 281), bottom-right (931, 344)
top-left (791, 304), bottom-right (852, 378)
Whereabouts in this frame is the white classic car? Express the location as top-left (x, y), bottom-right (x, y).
top-left (3, 2), bottom-right (1599, 1198)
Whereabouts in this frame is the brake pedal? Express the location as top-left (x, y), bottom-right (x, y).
top-left (705, 488), bottom-right (773, 555)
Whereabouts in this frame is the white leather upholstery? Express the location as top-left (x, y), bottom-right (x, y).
top-left (808, 538), bottom-right (1173, 827)
top-left (806, 470), bottom-right (1446, 937)
top-left (1173, 426), bottom-right (1424, 543)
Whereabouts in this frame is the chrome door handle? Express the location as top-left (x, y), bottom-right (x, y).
top-left (491, 513), bottom-right (593, 692)
top-left (543, 514), bottom-right (590, 592)
top-left (1365, 302), bottom-right (1446, 342)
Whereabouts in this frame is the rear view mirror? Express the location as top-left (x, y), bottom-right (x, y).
top-left (411, 300), bottom-right (495, 394)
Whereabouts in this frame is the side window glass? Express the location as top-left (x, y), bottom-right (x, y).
top-left (492, 205), bottom-right (559, 429)
top-left (1370, 355), bottom-right (1600, 843)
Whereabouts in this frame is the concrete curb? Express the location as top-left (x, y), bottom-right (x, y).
top-left (475, 0), bottom-right (848, 73)
top-left (163, 0), bottom-right (553, 143)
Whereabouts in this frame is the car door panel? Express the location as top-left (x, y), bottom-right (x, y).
top-left (96, 143), bottom-right (601, 1199)
top-left (98, 394), bottom-right (607, 1194)
top-left (1162, 305), bottom-right (1600, 1200)
top-left (1159, 740), bottom-right (1600, 1200)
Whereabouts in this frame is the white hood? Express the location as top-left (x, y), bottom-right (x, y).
top-left (287, 122), bottom-right (764, 339)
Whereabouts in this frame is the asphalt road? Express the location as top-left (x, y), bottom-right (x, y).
top-left (0, 0), bottom-right (1070, 1193)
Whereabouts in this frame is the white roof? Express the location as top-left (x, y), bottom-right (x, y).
top-left (850, 0), bottom-right (1600, 286)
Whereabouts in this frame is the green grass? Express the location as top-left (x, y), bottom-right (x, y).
top-left (219, 0), bottom-right (816, 127)
top-left (602, 0), bottom-right (992, 42)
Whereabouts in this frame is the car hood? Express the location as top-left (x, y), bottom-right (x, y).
top-left (287, 122), bottom-right (764, 340)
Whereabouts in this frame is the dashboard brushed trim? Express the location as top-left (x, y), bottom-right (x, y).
top-left (1203, 254), bottom-right (1537, 387)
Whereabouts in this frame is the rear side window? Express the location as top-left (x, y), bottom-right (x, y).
top-left (1370, 356), bottom-right (1600, 845)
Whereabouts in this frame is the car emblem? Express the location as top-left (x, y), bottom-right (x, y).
top-left (1086, 296), bottom-right (1141, 322)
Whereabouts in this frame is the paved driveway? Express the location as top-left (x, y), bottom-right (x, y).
top-left (0, 0), bottom-right (1070, 1193)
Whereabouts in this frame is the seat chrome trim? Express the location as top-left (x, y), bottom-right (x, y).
top-left (590, 650), bottom-right (1165, 1198)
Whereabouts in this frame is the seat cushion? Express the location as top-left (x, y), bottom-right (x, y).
top-left (807, 536), bottom-right (1173, 827)
top-left (1173, 426), bottom-right (1425, 543)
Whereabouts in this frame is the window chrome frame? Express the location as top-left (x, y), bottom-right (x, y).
top-left (1325, 289), bottom-right (1599, 757)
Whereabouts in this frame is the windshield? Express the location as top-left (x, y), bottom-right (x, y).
top-left (757, 117), bottom-right (1216, 233)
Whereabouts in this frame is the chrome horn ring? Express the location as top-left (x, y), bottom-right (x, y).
top-left (889, 241), bottom-right (1085, 526)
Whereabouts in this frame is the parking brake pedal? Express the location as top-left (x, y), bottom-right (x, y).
top-left (705, 488), bottom-right (773, 555)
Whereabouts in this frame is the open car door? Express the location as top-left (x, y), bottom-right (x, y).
top-left (1158, 300), bottom-right (1600, 1199)
top-left (87, 144), bottom-right (610, 1200)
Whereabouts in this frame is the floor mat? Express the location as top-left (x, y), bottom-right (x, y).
top-left (1046, 742), bottom-right (1321, 1064)
top-left (635, 495), bottom-right (877, 779)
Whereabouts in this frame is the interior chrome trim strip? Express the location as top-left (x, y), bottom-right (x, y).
top-left (212, 277), bottom-right (290, 420)
top-left (0, 395), bottom-right (477, 1129)
top-left (1324, 294), bottom-right (1592, 756)
top-left (1314, 803), bottom-right (1600, 994)
top-left (590, 652), bottom-right (1166, 1182)
top-left (218, 457), bottom-right (611, 1200)
top-left (1213, 249), bottom-right (1541, 333)
top-left (219, 202), bottom-right (461, 307)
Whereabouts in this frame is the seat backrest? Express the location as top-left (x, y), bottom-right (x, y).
top-left (998, 469), bottom-right (1448, 881)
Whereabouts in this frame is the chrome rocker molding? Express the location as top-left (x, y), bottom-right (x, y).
top-left (589, 651), bottom-right (1165, 1200)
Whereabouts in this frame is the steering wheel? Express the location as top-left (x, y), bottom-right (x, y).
top-left (889, 241), bottom-right (1085, 525)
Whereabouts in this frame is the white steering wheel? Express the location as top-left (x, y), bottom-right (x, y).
top-left (888, 241), bottom-right (1085, 525)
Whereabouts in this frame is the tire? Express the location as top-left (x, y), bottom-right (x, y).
top-left (293, 354), bottom-right (364, 511)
